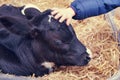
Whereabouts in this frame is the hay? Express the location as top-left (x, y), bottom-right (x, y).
top-left (0, 0), bottom-right (120, 80)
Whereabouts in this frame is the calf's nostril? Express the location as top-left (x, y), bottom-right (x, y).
top-left (86, 56), bottom-right (91, 61)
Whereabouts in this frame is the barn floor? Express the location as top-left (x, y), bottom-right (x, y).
top-left (0, 0), bottom-right (120, 80)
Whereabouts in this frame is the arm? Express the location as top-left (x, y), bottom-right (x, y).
top-left (51, 0), bottom-right (120, 25)
top-left (71, 0), bottom-right (120, 20)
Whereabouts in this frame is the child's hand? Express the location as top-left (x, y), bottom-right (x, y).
top-left (51, 8), bottom-right (75, 26)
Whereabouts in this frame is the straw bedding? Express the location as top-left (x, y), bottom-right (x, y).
top-left (0, 0), bottom-right (120, 80)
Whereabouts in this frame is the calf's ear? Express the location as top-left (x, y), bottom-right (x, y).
top-left (24, 8), bottom-right (41, 20)
top-left (0, 16), bottom-right (33, 36)
top-left (31, 9), bottom-right (52, 26)
top-left (0, 16), bottom-right (41, 38)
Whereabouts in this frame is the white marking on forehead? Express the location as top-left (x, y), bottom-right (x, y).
top-left (41, 61), bottom-right (55, 69)
top-left (6, 4), bottom-right (10, 6)
top-left (86, 48), bottom-right (93, 58)
top-left (48, 15), bottom-right (53, 23)
top-left (21, 4), bottom-right (40, 15)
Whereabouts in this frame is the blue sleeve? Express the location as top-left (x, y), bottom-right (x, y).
top-left (71, 0), bottom-right (120, 20)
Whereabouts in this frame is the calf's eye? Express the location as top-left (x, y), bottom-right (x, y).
top-left (50, 28), bottom-right (55, 31)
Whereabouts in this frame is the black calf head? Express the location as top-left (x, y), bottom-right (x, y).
top-left (26, 9), bottom-right (91, 66)
top-left (0, 8), bottom-right (91, 68)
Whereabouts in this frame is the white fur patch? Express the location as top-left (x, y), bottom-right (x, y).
top-left (48, 15), bottom-right (53, 22)
top-left (6, 4), bottom-right (10, 6)
top-left (41, 61), bottom-right (55, 69)
top-left (21, 4), bottom-right (40, 15)
top-left (86, 48), bottom-right (93, 58)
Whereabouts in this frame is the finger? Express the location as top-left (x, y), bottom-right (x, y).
top-left (51, 10), bottom-right (59, 15)
top-left (66, 18), bottom-right (71, 26)
top-left (59, 16), bottom-right (66, 23)
top-left (54, 13), bottom-right (62, 19)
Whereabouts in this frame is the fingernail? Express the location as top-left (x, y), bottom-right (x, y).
top-left (51, 12), bottom-right (53, 15)
top-left (67, 23), bottom-right (69, 26)
top-left (59, 20), bottom-right (62, 23)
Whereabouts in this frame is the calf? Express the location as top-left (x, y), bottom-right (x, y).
top-left (0, 4), bottom-right (92, 76)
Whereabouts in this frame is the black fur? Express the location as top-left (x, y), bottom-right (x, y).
top-left (0, 4), bottom-right (91, 76)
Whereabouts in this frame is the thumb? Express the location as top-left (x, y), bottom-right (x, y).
top-left (66, 18), bottom-right (71, 26)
